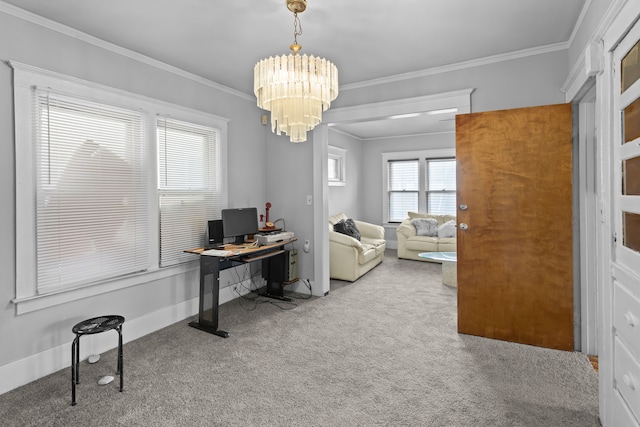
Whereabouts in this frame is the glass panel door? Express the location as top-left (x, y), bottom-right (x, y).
top-left (615, 22), bottom-right (640, 269)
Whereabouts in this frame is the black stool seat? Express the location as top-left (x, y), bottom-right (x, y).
top-left (73, 315), bottom-right (124, 335)
top-left (71, 315), bottom-right (124, 406)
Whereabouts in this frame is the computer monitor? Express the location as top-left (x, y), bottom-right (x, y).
top-left (221, 207), bottom-right (259, 244)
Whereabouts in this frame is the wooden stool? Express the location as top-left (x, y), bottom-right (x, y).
top-left (71, 315), bottom-right (124, 406)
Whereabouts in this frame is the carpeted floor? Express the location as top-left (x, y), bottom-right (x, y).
top-left (0, 250), bottom-right (601, 426)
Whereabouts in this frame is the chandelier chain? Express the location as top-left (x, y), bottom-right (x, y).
top-left (293, 12), bottom-right (303, 45)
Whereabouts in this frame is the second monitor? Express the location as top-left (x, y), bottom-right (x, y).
top-left (221, 207), bottom-right (259, 244)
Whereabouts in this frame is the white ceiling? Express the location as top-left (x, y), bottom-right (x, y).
top-left (1, 0), bottom-right (587, 139)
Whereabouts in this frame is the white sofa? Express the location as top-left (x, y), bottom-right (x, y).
top-left (396, 212), bottom-right (457, 261)
top-left (329, 213), bottom-right (386, 282)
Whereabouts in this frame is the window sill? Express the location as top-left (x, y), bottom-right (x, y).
top-left (11, 261), bottom-right (199, 315)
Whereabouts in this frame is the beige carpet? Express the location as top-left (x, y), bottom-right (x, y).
top-left (0, 250), bottom-right (600, 426)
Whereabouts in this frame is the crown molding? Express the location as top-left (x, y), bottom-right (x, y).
top-left (340, 42), bottom-right (569, 91)
top-left (562, 0), bottom-right (631, 101)
top-left (0, 1), bottom-right (254, 102)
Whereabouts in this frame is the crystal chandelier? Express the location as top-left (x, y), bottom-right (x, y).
top-left (254, 0), bottom-right (338, 143)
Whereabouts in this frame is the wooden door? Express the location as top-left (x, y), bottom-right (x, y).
top-left (456, 104), bottom-right (573, 351)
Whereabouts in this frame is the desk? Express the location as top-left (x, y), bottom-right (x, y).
top-left (185, 238), bottom-right (297, 337)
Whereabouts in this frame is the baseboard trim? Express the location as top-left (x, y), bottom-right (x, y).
top-left (1, 297), bottom-right (203, 396)
top-left (0, 279), bottom-right (280, 395)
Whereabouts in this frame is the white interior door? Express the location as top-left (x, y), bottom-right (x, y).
top-left (610, 17), bottom-right (640, 425)
top-left (612, 22), bottom-right (640, 290)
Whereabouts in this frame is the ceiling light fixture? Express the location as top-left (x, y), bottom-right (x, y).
top-left (426, 108), bottom-right (458, 115)
top-left (389, 113), bottom-right (422, 120)
top-left (254, 0), bottom-right (338, 143)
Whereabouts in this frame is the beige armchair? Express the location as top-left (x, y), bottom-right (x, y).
top-left (328, 213), bottom-right (386, 282)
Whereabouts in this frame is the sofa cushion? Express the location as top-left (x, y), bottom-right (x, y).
top-left (437, 219), bottom-right (457, 238)
top-left (328, 212), bottom-right (346, 224)
top-left (334, 218), bottom-right (361, 241)
top-left (358, 244), bottom-right (378, 264)
top-left (437, 238), bottom-right (457, 252)
top-left (408, 211), bottom-right (429, 219)
top-left (411, 218), bottom-right (439, 236)
top-left (362, 237), bottom-right (386, 256)
top-left (406, 236), bottom-right (439, 252)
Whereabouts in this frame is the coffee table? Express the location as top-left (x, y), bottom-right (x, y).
top-left (418, 252), bottom-right (457, 288)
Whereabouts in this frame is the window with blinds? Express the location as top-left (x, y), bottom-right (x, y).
top-left (13, 63), bottom-right (229, 310)
top-left (384, 150), bottom-right (456, 222)
top-left (388, 159), bottom-right (419, 222)
top-left (34, 89), bottom-right (150, 293)
top-left (157, 117), bottom-right (221, 267)
top-left (426, 158), bottom-right (457, 215)
top-left (328, 145), bottom-right (346, 186)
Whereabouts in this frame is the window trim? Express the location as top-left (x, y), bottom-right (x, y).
top-left (382, 148), bottom-right (455, 224)
top-left (11, 61), bottom-right (229, 314)
top-left (328, 145), bottom-right (347, 186)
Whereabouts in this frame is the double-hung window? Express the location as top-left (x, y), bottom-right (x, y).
top-left (387, 159), bottom-right (420, 221)
top-left (425, 158), bottom-right (457, 215)
top-left (157, 117), bottom-right (221, 267)
top-left (383, 149), bottom-right (456, 222)
top-left (33, 89), bottom-right (150, 293)
top-left (13, 62), bottom-right (227, 313)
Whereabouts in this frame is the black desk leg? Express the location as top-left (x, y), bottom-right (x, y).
top-left (71, 336), bottom-right (79, 406)
top-left (189, 255), bottom-right (230, 337)
top-left (117, 326), bottom-right (124, 392)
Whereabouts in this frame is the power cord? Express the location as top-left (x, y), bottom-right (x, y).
top-left (273, 218), bottom-right (286, 231)
top-left (288, 278), bottom-right (312, 299)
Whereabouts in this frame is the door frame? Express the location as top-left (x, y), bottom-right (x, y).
top-left (564, 1), bottom-right (640, 425)
top-left (312, 89), bottom-right (473, 296)
top-left (576, 84), bottom-right (599, 355)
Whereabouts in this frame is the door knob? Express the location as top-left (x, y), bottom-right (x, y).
top-left (459, 204), bottom-right (468, 211)
top-left (459, 223), bottom-right (469, 231)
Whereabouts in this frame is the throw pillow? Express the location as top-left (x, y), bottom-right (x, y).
top-left (437, 219), bottom-right (457, 238)
top-left (334, 218), bottom-right (361, 241)
top-left (411, 218), bottom-right (439, 236)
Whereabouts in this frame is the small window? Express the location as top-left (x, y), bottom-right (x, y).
top-left (328, 145), bottom-right (346, 186)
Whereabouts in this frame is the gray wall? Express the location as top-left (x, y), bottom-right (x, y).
top-left (263, 130), bottom-right (316, 283)
top-left (334, 50), bottom-right (569, 113)
top-left (360, 132), bottom-right (456, 241)
top-left (0, 11), bottom-right (266, 369)
top-left (327, 50), bottom-right (570, 237)
top-left (327, 130), bottom-right (363, 219)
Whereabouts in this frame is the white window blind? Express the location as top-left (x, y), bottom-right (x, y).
top-left (388, 159), bottom-right (419, 222)
top-left (328, 157), bottom-right (340, 181)
top-left (426, 158), bottom-right (457, 215)
top-left (34, 89), bottom-right (150, 293)
top-left (158, 117), bottom-right (221, 267)
top-left (328, 145), bottom-right (346, 186)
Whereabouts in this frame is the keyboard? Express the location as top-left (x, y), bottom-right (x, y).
top-left (201, 249), bottom-right (236, 257)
